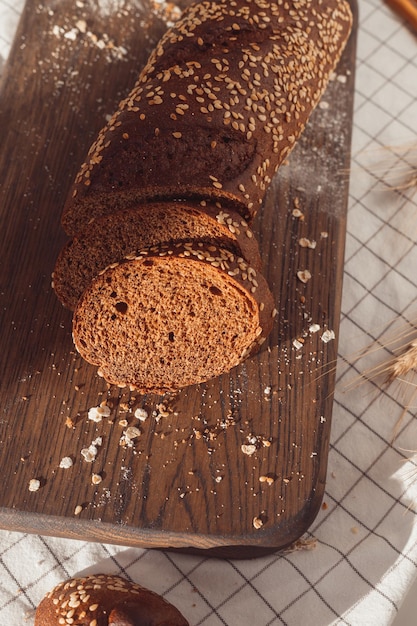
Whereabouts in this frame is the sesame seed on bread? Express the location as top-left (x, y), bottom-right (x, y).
top-left (53, 201), bottom-right (262, 310)
top-left (61, 0), bottom-right (353, 235)
top-left (72, 242), bottom-right (276, 394)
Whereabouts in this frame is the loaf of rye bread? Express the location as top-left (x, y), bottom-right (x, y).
top-left (72, 242), bottom-right (276, 394)
top-left (54, 0), bottom-right (353, 393)
top-left (35, 573), bottom-right (189, 625)
top-left (53, 200), bottom-right (261, 310)
top-left (61, 0), bottom-right (353, 235)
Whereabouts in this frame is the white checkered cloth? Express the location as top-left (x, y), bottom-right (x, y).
top-left (2, 1), bottom-right (417, 624)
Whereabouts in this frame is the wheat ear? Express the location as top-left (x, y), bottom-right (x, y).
top-left (384, 340), bottom-right (417, 384)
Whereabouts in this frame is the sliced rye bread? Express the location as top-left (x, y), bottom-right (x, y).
top-left (61, 0), bottom-right (353, 235)
top-left (53, 201), bottom-right (262, 310)
top-left (72, 241), bottom-right (276, 394)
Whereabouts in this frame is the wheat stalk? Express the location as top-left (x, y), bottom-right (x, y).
top-left (343, 146), bottom-right (417, 493)
top-left (284, 536), bottom-right (317, 553)
top-left (349, 142), bottom-right (417, 195)
top-left (386, 172), bottom-right (417, 193)
top-left (384, 340), bottom-right (417, 384)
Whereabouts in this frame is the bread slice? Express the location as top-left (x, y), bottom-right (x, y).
top-left (72, 241), bottom-right (276, 394)
top-left (61, 0), bottom-right (353, 235)
top-left (53, 201), bottom-right (261, 310)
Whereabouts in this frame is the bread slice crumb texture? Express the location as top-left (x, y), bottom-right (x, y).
top-left (72, 247), bottom-right (268, 393)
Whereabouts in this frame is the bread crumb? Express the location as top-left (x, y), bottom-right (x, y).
top-left (88, 403), bottom-right (111, 422)
top-left (321, 329), bottom-right (335, 343)
top-left (75, 19), bottom-right (87, 33)
top-left (81, 437), bottom-right (102, 462)
top-left (120, 426), bottom-right (141, 446)
top-left (134, 407), bottom-right (148, 421)
top-left (253, 516), bottom-right (263, 529)
top-left (241, 444), bottom-right (257, 456)
top-left (125, 426), bottom-right (141, 439)
top-left (155, 403), bottom-right (171, 419)
top-left (297, 269), bottom-right (312, 284)
top-left (299, 238), bottom-right (316, 249)
top-left (259, 475), bottom-right (275, 486)
top-left (91, 473), bottom-right (102, 485)
top-left (59, 456), bottom-right (73, 469)
top-left (292, 208), bottom-right (304, 219)
top-left (74, 504), bottom-right (83, 515)
top-left (28, 479), bottom-right (40, 492)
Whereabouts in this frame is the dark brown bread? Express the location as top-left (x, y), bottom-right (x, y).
top-left (35, 573), bottom-right (189, 625)
top-left (62, 0), bottom-right (353, 235)
top-left (72, 242), bottom-right (276, 394)
top-left (53, 200), bottom-right (261, 310)
top-left (55, 0), bottom-right (352, 392)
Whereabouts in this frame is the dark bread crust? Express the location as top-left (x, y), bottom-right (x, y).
top-left (53, 201), bottom-right (262, 310)
top-left (61, 0), bottom-right (353, 235)
top-left (34, 573), bottom-right (189, 625)
top-left (72, 241), bottom-right (276, 393)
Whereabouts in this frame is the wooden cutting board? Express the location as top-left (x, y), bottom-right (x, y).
top-left (0, 0), bottom-right (357, 558)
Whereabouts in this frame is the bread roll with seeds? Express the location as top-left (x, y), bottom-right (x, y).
top-left (62, 0), bottom-right (353, 235)
top-left (53, 201), bottom-right (261, 310)
top-left (35, 573), bottom-right (189, 625)
top-left (72, 241), bottom-right (275, 393)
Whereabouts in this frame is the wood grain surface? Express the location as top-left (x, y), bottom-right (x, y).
top-left (0, 0), bottom-right (357, 558)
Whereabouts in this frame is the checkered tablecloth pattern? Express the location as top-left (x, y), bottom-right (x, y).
top-left (2, 1), bottom-right (417, 624)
